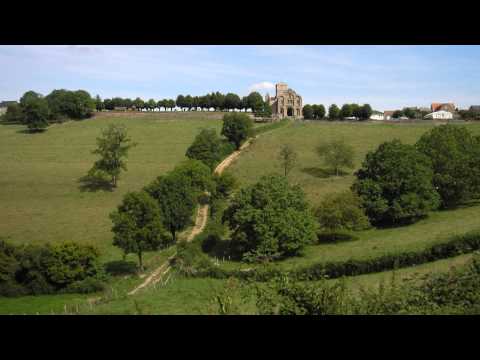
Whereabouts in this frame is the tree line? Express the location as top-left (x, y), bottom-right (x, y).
top-left (3, 89), bottom-right (96, 131)
top-left (97, 91), bottom-right (271, 115)
top-left (303, 103), bottom-right (373, 120)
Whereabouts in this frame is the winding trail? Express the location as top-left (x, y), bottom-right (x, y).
top-left (128, 137), bottom-right (255, 295)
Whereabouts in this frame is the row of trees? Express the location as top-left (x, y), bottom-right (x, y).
top-left (4, 89), bottom-right (96, 131)
top-left (105, 113), bottom-right (253, 269)
top-left (96, 91), bottom-right (271, 115)
top-left (303, 103), bottom-right (373, 120)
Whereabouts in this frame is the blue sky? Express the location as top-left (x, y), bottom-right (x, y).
top-left (1, 45), bottom-right (479, 111)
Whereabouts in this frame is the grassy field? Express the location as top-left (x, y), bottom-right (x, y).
top-left (227, 120), bottom-right (480, 205)
top-left (2, 117), bottom-right (480, 314)
top-left (0, 112), bottom-right (223, 262)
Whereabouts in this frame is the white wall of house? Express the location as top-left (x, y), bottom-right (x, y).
top-left (424, 111), bottom-right (453, 120)
top-left (370, 114), bottom-right (384, 121)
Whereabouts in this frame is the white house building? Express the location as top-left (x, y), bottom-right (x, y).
top-left (424, 110), bottom-right (453, 120)
top-left (370, 113), bottom-right (384, 121)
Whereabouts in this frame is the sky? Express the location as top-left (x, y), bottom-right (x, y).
top-left (1, 45), bottom-right (479, 111)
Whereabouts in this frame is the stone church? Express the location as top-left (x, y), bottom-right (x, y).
top-left (265, 83), bottom-right (303, 119)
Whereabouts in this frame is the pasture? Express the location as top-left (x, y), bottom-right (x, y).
top-left (0, 112), bottom-right (223, 261)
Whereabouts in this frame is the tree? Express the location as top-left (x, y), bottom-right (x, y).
top-left (110, 191), bottom-right (170, 270)
top-left (3, 103), bottom-right (24, 123)
top-left (95, 95), bottom-right (104, 112)
top-left (224, 93), bottom-right (241, 110)
top-left (328, 104), bottom-right (340, 120)
top-left (147, 99), bottom-right (157, 111)
top-left (393, 110), bottom-right (404, 119)
top-left (351, 104), bottom-right (361, 119)
top-left (212, 92), bottom-right (225, 111)
top-left (316, 139), bottom-right (355, 176)
top-left (23, 96), bottom-right (50, 132)
top-left (223, 174), bottom-right (318, 262)
top-left (278, 144), bottom-right (298, 177)
top-left (88, 124), bottom-right (135, 187)
top-left (416, 125), bottom-right (480, 208)
top-left (358, 104), bottom-right (372, 121)
top-left (168, 99), bottom-right (176, 111)
top-left (247, 92), bottom-right (264, 113)
top-left (340, 104), bottom-right (353, 119)
top-left (315, 191), bottom-right (370, 233)
top-left (184, 95), bottom-right (193, 111)
top-left (186, 128), bottom-right (223, 170)
top-left (313, 104), bottom-right (326, 120)
top-left (171, 159), bottom-right (215, 198)
top-left (176, 95), bottom-right (185, 110)
top-left (45, 89), bottom-right (95, 120)
top-left (403, 107), bottom-right (416, 119)
top-left (213, 172), bottom-right (238, 199)
top-left (352, 139), bottom-right (440, 226)
top-left (19, 91), bottom-right (43, 108)
top-left (221, 113), bottom-right (253, 149)
top-left (104, 98), bottom-right (114, 110)
top-left (134, 97), bottom-right (144, 111)
top-left (145, 173), bottom-right (196, 242)
top-left (302, 104), bottom-right (314, 119)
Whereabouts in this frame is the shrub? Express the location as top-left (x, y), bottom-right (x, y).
top-left (317, 231), bottom-right (359, 244)
top-left (186, 128), bottom-right (223, 170)
top-left (64, 277), bottom-right (105, 294)
top-left (416, 124), bottom-right (480, 208)
top-left (104, 260), bottom-right (138, 276)
top-left (353, 139), bottom-right (440, 226)
top-left (221, 113), bottom-right (253, 149)
top-left (213, 172), bottom-right (238, 199)
top-left (223, 174), bottom-right (318, 262)
top-left (315, 191), bottom-right (370, 233)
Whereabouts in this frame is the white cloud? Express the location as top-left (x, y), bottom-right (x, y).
top-left (249, 81), bottom-right (275, 93)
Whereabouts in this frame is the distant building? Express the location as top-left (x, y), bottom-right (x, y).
top-left (0, 101), bottom-right (17, 115)
top-left (384, 111), bottom-right (395, 120)
top-left (265, 83), bottom-right (302, 119)
top-left (424, 110), bottom-right (453, 120)
top-left (431, 102), bottom-right (456, 113)
top-left (114, 106), bottom-right (127, 111)
top-left (370, 113), bottom-right (384, 121)
top-left (469, 105), bottom-right (480, 112)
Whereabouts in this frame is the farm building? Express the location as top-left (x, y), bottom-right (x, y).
top-left (424, 110), bottom-right (453, 120)
top-left (431, 102), bottom-right (456, 112)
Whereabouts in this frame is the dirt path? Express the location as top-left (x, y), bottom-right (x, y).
top-left (127, 137), bottom-right (255, 295)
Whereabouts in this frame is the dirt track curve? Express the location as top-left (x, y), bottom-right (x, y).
top-left (128, 137), bottom-right (255, 295)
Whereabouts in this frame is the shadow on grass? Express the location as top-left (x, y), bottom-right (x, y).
top-left (104, 260), bottom-right (138, 276)
top-left (301, 167), bottom-right (349, 178)
top-left (16, 128), bottom-right (48, 134)
top-left (78, 175), bottom-right (114, 192)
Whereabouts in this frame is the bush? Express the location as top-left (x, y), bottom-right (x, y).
top-left (416, 124), bottom-right (480, 208)
top-left (213, 172), bottom-right (238, 199)
top-left (353, 139), bottom-right (440, 226)
top-left (317, 231), bottom-right (359, 244)
top-left (221, 113), bottom-right (253, 149)
top-left (223, 174), bottom-right (318, 262)
top-left (315, 191), bottom-right (370, 232)
top-left (0, 240), bottom-right (104, 297)
top-left (186, 128), bottom-right (223, 170)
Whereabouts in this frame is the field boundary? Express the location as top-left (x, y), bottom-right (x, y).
top-left (187, 230), bottom-right (480, 282)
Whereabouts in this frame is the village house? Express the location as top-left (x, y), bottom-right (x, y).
top-left (383, 111), bottom-right (395, 120)
top-left (431, 102), bottom-right (456, 113)
top-left (424, 110), bottom-right (453, 120)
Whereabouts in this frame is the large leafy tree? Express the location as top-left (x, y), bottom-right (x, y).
top-left (221, 113), bottom-right (253, 149)
top-left (186, 128), bottom-right (223, 170)
top-left (313, 104), bottom-right (326, 120)
top-left (358, 104), bottom-right (372, 121)
top-left (88, 124), bottom-right (135, 187)
top-left (247, 92), bottom-right (264, 113)
top-left (352, 139), bottom-right (440, 226)
top-left (328, 104), bottom-right (340, 120)
top-left (302, 104), bottom-right (314, 119)
top-left (317, 139), bottom-right (355, 176)
top-left (110, 191), bottom-right (170, 270)
top-left (223, 174), bottom-right (318, 262)
top-left (416, 125), bottom-right (480, 208)
top-left (224, 93), bottom-right (241, 110)
top-left (134, 97), bottom-right (144, 111)
top-left (145, 173), bottom-right (196, 242)
top-left (340, 104), bottom-right (353, 119)
top-left (23, 96), bottom-right (50, 132)
top-left (170, 159), bottom-right (215, 198)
